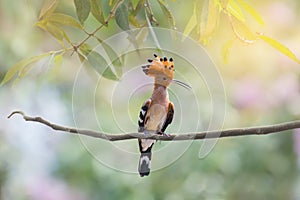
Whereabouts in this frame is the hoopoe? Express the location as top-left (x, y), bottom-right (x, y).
top-left (137, 54), bottom-right (191, 177)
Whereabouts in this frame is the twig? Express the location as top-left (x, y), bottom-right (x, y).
top-left (73, 0), bottom-right (124, 52)
top-left (145, 0), bottom-right (159, 25)
top-left (7, 111), bottom-right (300, 141)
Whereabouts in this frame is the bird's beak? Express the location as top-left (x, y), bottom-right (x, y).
top-left (142, 65), bottom-right (150, 75)
top-left (172, 79), bottom-right (192, 90)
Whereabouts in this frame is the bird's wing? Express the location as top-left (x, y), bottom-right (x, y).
top-left (161, 102), bottom-right (174, 133)
top-left (138, 99), bottom-right (152, 132)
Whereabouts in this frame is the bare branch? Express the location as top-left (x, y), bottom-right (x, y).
top-left (7, 110), bottom-right (300, 141)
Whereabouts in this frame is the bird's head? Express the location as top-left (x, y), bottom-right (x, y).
top-left (142, 54), bottom-right (191, 89)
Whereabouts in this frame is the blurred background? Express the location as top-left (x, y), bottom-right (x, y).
top-left (1, 0), bottom-right (300, 199)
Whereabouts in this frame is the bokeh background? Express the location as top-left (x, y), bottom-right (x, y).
top-left (1, 0), bottom-right (300, 199)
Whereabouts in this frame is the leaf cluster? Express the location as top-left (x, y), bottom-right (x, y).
top-left (1, 0), bottom-right (299, 86)
top-left (183, 0), bottom-right (300, 64)
top-left (1, 0), bottom-right (177, 85)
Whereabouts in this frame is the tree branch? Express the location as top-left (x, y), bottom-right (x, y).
top-left (7, 110), bottom-right (300, 141)
top-left (73, 0), bottom-right (124, 51)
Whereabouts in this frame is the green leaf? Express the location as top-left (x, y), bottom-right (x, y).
top-left (227, 0), bottom-right (245, 22)
top-left (34, 20), bottom-right (47, 30)
top-left (219, 0), bottom-right (229, 9)
top-left (109, 0), bottom-right (118, 7)
top-left (157, 0), bottom-right (175, 28)
top-left (62, 30), bottom-right (71, 44)
top-left (195, 0), bottom-right (204, 35)
top-left (183, 4), bottom-right (197, 40)
top-left (131, 0), bottom-right (145, 16)
top-left (96, 38), bottom-right (123, 77)
top-left (129, 14), bottom-right (140, 28)
top-left (102, 66), bottom-right (119, 80)
top-left (39, 0), bottom-right (59, 20)
top-left (78, 44), bottom-right (91, 63)
top-left (1, 53), bottom-right (51, 86)
top-left (221, 39), bottom-right (235, 64)
top-left (131, 0), bottom-right (140, 10)
top-left (79, 44), bottom-right (118, 80)
top-left (79, 43), bottom-right (93, 54)
top-left (48, 53), bottom-right (65, 81)
top-left (230, 15), bottom-right (257, 43)
top-left (200, 0), bottom-right (219, 44)
top-left (18, 58), bottom-right (48, 83)
top-left (48, 13), bottom-right (83, 29)
top-left (136, 28), bottom-right (149, 46)
top-left (236, 0), bottom-right (264, 26)
top-left (77, 51), bottom-right (86, 63)
top-left (90, 0), bottom-right (106, 25)
top-left (40, 21), bottom-right (71, 44)
top-left (74, 0), bottom-right (91, 24)
top-left (54, 53), bottom-right (63, 68)
top-left (115, 2), bottom-right (129, 30)
top-left (125, 31), bottom-right (140, 51)
top-left (45, 22), bottom-right (65, 43)
top-left (259, 35), bottom-right (300, 64)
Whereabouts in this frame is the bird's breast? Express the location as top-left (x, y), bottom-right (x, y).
top-left (145, 104), bottom-right (167, 131)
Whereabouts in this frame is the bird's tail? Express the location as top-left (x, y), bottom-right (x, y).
top-left (138, 151), bottom-right (152, 177)
top-left (138, 138), bottom-right (154, 177)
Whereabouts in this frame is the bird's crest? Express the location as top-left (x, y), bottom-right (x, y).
top-left (142, 54), bottom-right (175, 87)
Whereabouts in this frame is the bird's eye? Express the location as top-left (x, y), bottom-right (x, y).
top-left (163, 77), bottom-right (167, 80)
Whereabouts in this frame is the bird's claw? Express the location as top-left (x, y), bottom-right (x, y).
top-left (163, 133), bottom-right (171, 137)
top-left (157, 131), bottom-right (170, 137)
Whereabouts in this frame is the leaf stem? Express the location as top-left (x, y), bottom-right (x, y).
top-left (73, 0), bottom-right (125, 52)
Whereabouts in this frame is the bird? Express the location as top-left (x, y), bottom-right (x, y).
top-left (137, 54), bottom-right (191, 177)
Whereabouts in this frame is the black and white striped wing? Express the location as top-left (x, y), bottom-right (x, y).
top-left (138, 99), bottom-right (151, 132)
top-left (137, 99), bottom-right (153, 177)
